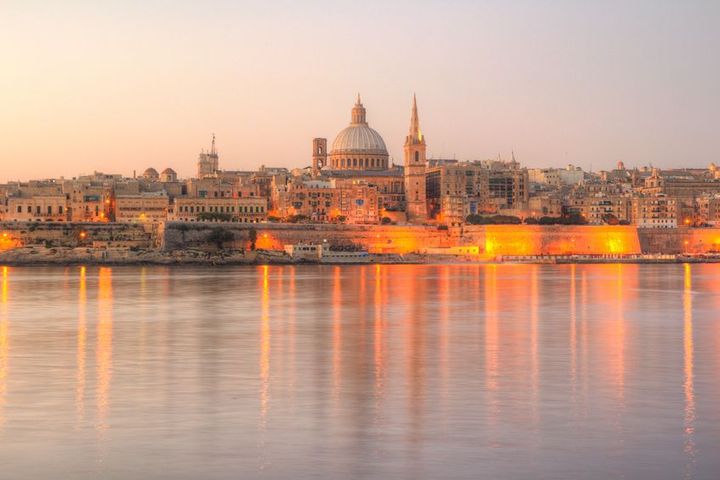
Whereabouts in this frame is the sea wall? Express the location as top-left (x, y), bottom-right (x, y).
top-left (0, 221), bottom-right (156, 249)
top-left (639, 228), bottom-right (720, 254)
top-left (3, 221), bottom-right (720, 257)
top-left (162, 222), bottom-right (456, 253)
top-left (162, 222), bottom-right (720, 256)
top-left (163, 222), bottom-right (645, 255)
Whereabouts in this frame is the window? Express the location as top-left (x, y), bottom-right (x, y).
top-left (415, 151), bottom-right (419, 162)
top-left (47, 205), bottom-right (52, 214)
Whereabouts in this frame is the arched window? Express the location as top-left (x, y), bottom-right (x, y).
top-left (415, 151), bottom-right (420, 163)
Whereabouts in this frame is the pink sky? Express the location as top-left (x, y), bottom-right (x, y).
top-left (1, 0), bottom-right (718, 181)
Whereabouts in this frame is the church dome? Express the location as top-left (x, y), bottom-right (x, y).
top-left (142, 167), bottom-right (159, 179)
top-left (328, 95), bottom-right (390, 171)
top-left (331, 124), bottom-right (388, 156)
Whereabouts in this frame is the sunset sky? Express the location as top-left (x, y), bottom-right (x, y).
top-left (1, 0), bottom-right (718, 181)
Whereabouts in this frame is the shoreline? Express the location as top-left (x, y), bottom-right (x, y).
top-left (1, 246), bottom-right (719, 266)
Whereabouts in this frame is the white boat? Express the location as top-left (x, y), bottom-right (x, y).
top-left (284, 243), bottom-right (372, 264)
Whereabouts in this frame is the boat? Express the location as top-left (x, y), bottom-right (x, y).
top-left (284, 243), bottom-right (372, 264)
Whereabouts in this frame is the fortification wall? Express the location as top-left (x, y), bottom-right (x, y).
top-left (0, 222), bottom-right (154, 249)
top-left (638, 228), bottom-right (720, 254)
top-left (3, 221), bottom-right (720, 256)
top-left (162, 222), bottom-right (455, 253)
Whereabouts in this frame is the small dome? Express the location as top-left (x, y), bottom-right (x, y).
top-left (161, 168), bottom-right (176, 175)
top-left (143, 167), bottom-right (159, 178)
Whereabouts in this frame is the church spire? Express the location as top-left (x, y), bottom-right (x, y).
top-left (210, 133), bottom-right (217, 155)
top-left (407, 94), bottom-right (424, 144)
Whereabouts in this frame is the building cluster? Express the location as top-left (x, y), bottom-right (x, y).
top-left (2, 95), bottom-right (720, 229)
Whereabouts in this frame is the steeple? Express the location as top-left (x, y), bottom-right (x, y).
top-left (403, 93), bottom-right (428, 223)
top-left (210, 133), bottom-right (217, 155)
top-left (406, 94), bottom-right (424, 145)
top-left (351, 94), bottom-right (367, 125)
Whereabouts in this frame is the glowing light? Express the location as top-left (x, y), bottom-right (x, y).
top-left (683, 264), bottom-right (696, 477)
top-left (259, 265), bottom-right (270, 423)
top-left (255, 233), bottom-right (278, 250)
top-left (76, 266), bottom-right (87, 426)
top-left (96, 267), bottom-right (113, 432)
top-left (0, 266), bottom-right (8, 428)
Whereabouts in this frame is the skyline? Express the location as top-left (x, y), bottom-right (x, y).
top-left (2, 0), bottom-right (719, 181)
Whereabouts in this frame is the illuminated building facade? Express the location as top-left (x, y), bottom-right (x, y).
top-left (6, 194), bottom-right (68, 222)
top-left (115, 192), bottom-right (170, 224)
top-left (172, 196), bottom-right (267, 223)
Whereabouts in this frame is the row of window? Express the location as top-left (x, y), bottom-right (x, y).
top-left (16, 205), bottom-right (64, 215)
top-left (334, 158), bottom-right (386, 169)
top-left (178, 205), bottom-right (265, 214)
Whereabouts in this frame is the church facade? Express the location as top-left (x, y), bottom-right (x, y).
top-left (311, 95), bottom-right (428, 224)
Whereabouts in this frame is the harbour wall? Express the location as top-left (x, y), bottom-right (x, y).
top-left (162, 222), bottom-right (720, 256)
top-left (2, 221), bottom-right (720, 256)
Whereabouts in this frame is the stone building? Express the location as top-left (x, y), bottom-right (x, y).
top-left (115, 192), bottom-right (170, 224)
top-left (62, 179), bottom-right (113, 222)
top-left (6, 194), bottom-right (68, 222)
top-left (172, 196), bottom-right (267, 223)
top-left (333, 179), bottom-right (380, 224)
top-left (632, 193), bottom-right (677, 228)
top-left (426, 159), bottom-right (529, 225)
top-left (567, 193), bottom-right (632, 224)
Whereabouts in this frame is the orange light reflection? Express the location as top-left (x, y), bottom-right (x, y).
top-left (96, 267), bottom-right (113, 432)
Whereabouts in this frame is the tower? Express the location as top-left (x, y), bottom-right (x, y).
top-left (197, 134), bottom-right (220, 178)
top-left (404, 94), bottom-right (427, 222)
top-left (312, 138), bottom-right (328, 177)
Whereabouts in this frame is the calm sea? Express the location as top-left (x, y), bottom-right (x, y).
top-left (0, 264), bottom-right (719, 479)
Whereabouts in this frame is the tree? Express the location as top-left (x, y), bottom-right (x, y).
top-left (381, 216), bottom-right (392, 225)
top-left (601, 213), bottom-right (619, 225)
top-left (198, 212), bottom-right (233, 222)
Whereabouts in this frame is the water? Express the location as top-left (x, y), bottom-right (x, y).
top-left (0, 264), bottom-right (719, 479)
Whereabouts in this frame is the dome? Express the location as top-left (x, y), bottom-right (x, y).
top-left (161, 168), bottom-right (176, 175)
top-left (142, 167), bottom-right (159, 178)
top-left (327, 95), bottom-right (390, 171)
top-left (331, 124), bottom-right (388, 156)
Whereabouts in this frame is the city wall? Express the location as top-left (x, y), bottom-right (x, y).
top-left (2, 221), bottom-right (720, 257)
top-left (162, 222), bottom-right (720, 256)
top-left (0, 221), bottom-right (155, 249)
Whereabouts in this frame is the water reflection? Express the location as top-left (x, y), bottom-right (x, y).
top-left (76, 266), bottom-right (87, 426)
top-left (332, 266), bottom-right (342, 404)
top-left (0, 267), bottom-right (8, 429)
top-left (683, 264), bottom-right (695, 479)
top-left (0, 264), bottom-right (717, 479)
top-left (96, 267), bottom-right (113, 432)
top-left (373, 264), bottom-right (385, 409)
top-left (259, 265), bottom-right (270, 424)
top-left (484, 265), bottom-right (499, 426)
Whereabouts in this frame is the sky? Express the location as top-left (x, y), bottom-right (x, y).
top-left (1, 0), bottom-right (719, 181)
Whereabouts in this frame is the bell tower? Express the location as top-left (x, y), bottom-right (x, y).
top-left (312, 138), bottom-right (328, 177)
top-left (404, 94), bottom-right (427, 222)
